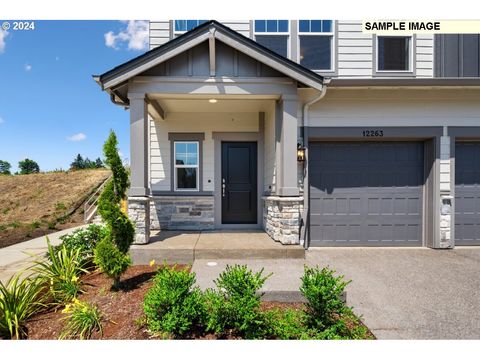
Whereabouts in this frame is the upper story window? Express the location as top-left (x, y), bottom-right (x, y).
top-left (254, 20), bottom-right (289, 58)
top-left (377, 36), bottom-right (412, 72)
top-left (174, 20), bottom-right (208, 33)
top-left (298, 20), bottom-right (334, 71)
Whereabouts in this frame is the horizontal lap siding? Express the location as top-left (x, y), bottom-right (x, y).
top-left (150, 113), bottom-right (259, 192)
top-left (308, 88), bottom-right (480, 127)
top-left (416, 35), bottom-right (434, 77)
top-left (337, 21), bottom-right (373, 78)
top-left (149, 21), bottom-right (170, 49)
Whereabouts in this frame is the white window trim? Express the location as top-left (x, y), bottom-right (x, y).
top-left (173, 141), bottom-right (199, 192)
top-left (253, 20), bottom-right (291, 59)
top-left (376, 35), bottom-right (414, 73)
top-left (173, 20), bottom-right (208, 36)
top-left (297, 21), bottom-right (335, 72)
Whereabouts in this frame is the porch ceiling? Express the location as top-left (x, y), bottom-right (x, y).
top-left (153, 97), bottom-right (274, 113)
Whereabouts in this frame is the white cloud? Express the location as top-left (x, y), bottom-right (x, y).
top-left (0, 29), bottom-right (8, 53)
top-left (24, 63), bottom-right (32, 71)
top-left (104, 20), bottom-right (149, 51)
top-left (67, 132), bottom-right (86, 142)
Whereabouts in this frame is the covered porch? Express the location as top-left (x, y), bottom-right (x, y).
top-left (94, 20), bottom-right (325, 247)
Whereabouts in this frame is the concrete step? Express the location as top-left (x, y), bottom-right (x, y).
top-left (129, 230), bottom-right (305, 265)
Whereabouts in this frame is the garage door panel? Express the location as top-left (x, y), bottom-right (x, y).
top-left (455, 142), bottom-right (480, 245)
top-left (309, 142), bottom-right (424, 247)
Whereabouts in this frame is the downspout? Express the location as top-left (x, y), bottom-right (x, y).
top-left (301, 80), bottom-right (330, 249)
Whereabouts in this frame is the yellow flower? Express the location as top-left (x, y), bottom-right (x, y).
top-left (149, 260), bottom-right (156, 267)
top-left (73, 298), bottom-right (81, 305)
top-left (71, 275), bottom-right (78, 283)
top-left (62, 304), bottom-right (71, 314)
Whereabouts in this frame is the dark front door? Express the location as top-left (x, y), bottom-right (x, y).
top-left (221, 142), bottom-right (257, 224)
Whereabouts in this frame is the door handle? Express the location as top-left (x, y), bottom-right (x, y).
top-left (222, 178), bottom-right (226, 197)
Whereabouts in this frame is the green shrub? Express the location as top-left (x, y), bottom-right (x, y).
top-left (93, 238), bottom-right (131, 289)
top-left (57, 224), bottom-right (108, 261)
top-left (300, 266), bottom-right (351, 330)
top-left (59, 298), bottom-right (102, 339)
top-left (95, 131), bottom-right (134, 288)
top-left (143, 266), bottom-right (205, 337)
top-left (34, 239), bottom-right (89, 304)
top-left (205, 264), bottom-right (272, 339)
top-left (264, 308), bottom-right (307, 340)
top-left (0, 274), bottom-right (46, 339)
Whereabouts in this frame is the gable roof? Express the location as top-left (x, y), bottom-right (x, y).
top-left (94, 20), bottom-right (325, 102)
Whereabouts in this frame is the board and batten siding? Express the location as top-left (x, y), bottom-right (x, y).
top-left (149, 112), bottom-right (259, 192)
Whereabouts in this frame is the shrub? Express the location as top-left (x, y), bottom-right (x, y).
top-left (265, 307), bottom-right (307, 340)
top-left (59, 298), bottom-right (102, 339)
top-left (0, 274), bottom-right (46, 339)
top-left (34, 239), bottom-right (89, 304)
top-left (93, 238), bottom-right (131, 289)
top-left (57, 224), bottom-right (108, 262)
top-left (205, 265), bottom-right (272, 339)
top-left (143, 266), bottom-right (205, 337)
top-left (300, 266), bottom-right (351, 330)
top-left (95, 131), bottom-right (134, 288)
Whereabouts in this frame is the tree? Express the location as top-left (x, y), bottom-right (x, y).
top-left (94, 130), bottom-right (134, 289)
top-left (18, 159), bottom-right (40, 174)
top-left (0, 160), bottom-right (11, 175)
top-left (94, 158), bottom-right (104, 169)
top-left (70, 154), bottom-right (84, 170)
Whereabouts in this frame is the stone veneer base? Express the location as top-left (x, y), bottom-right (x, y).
top-left (263, 196), bottom-right (304, 245)
top-left (150, 196), bottom-right (214, 231)
top-left (128, 196), bottom-right (151, 245)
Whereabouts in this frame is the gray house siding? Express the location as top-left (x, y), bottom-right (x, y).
top-left (435, 34), bottom-right (480, 77)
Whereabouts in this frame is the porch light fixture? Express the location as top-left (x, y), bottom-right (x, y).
top-left (209, 98), bottom-right (218, 103)
top-left (297, 143), bottom-right (306, 162)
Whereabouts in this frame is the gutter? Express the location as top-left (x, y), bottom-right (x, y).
top-left (301, 79), bottom-right (330, 250)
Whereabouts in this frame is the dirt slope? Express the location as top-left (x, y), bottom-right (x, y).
top-left (0, 169), bottom-right (110, 248)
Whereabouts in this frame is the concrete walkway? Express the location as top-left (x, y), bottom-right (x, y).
top-left (0, 225), bottom-right (86, 283)
top-left (307, 248), bottom-right (480, 339)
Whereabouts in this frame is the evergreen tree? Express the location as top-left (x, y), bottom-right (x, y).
top-left (70, 154), bottom-right (85, 170)
top-left (94, 130), bottom-right (134, 289)
top-left (94, 158), bottom-right (104, 168)
top-left (0, 160), bottom-right (11, 175)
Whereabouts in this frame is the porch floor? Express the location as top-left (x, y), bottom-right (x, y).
top-left (129, 230), bottom-right (305, 265)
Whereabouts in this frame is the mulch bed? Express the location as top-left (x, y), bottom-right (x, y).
top-left (25, 265), bottom-right (373, 340)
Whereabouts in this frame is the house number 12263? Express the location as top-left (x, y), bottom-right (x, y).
top-left (362, 130), bottom-right (384, 137)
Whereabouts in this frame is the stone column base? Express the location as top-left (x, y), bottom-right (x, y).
top-left (263, 196), bottom-right (304, 245)
top-left (128, 196), bottom-right (150, 245)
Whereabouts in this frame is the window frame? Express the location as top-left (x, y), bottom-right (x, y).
top-left (253, 20), bottom-right (291, 59)
top-left (297, 20), bottom-right (335, 72)
top-left (173, 20), bottom-right (209, 35)
top-left (168, 133), bottom-right (205, 193)
top-left (173, 141), bottom-right (199, 192)
top-left (374, 34), bottom-right (415, 75)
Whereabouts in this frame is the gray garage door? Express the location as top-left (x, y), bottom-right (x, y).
top-left (455, 142), bottom-right (480, 245)
top-left (309, 142), bottom-right (424, 247)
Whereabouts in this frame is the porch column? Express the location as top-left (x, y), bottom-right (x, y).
top-left (127, 92), bottom-right (150, 244)
top-left (278, 95), bottom-right (300, 196)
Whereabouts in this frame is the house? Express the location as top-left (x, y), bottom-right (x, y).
top-left (94, 20), bottom-right (480, 249)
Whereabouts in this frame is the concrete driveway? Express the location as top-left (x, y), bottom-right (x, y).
top-left (307, 248), bottom-right (480, 339)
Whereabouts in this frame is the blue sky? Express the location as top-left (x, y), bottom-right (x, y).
top-left (0, 21), bottom-right (149, 172)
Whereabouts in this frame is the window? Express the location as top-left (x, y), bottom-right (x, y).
top-left (174, 141), bottom-right (199, 191)
top-left (377, 36), bottom-right (412, 71)
top-left (254, 20), bottom-right (289, 58)
top-left (174, 20), bottom-right (208, 33)
top-left (298, 20), bottom-right (334, 71)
